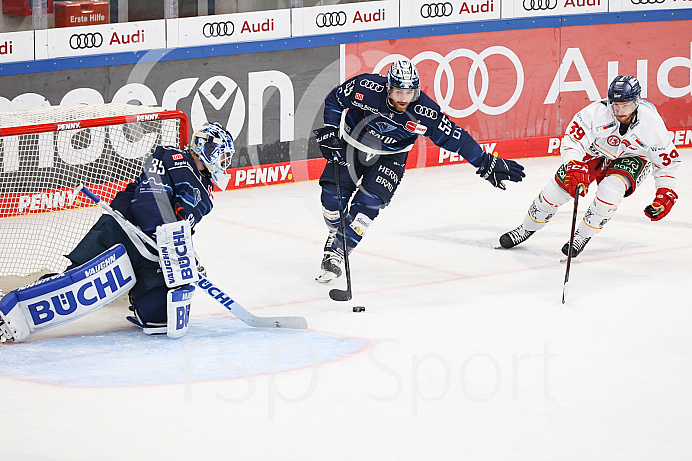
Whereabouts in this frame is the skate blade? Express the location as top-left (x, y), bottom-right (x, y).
top-left (315, 270), bottom-right (339, 284)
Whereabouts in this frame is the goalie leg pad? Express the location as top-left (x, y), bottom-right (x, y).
top-left (156, 220), bottom-right (197, 288)
top-left (0, 291), bottom-right (31, 343)
top-left (0, 244), bottom-right (136, 342)
top-left (167, 285), bottom-right (194, 339)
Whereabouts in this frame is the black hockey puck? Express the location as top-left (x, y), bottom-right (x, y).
top-left (353, 306), bottom-right (365, 312)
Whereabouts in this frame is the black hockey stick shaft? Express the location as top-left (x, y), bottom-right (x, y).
top-left (562, 184), bottom-right (583, 304)
top-left (329, 153), bottom-right (353, 302)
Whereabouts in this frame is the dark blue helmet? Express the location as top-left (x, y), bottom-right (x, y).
top-left (387, 59), bottom-right (421, 101)
top-left (608, 76), bottom-right (641, 104)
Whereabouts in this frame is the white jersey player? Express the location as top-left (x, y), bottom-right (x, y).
top-left (499, 75), bottom-right (681, 256)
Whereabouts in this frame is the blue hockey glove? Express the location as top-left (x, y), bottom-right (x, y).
top-left (314, 126), bottom-right (345, 161)
top-left (476, 152), bottom-right (525, 190)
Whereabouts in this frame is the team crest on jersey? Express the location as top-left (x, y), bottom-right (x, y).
top-left (607, 135), bottom-right (620, 146)
top-left (375, 121), bottom-right (396, 132)
top-left (355, 92), bottom-right (364, 101)
top-left (405, 121), bottom-right (427, 135)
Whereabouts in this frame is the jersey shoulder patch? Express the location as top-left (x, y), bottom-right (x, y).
top-left (354, 74), bottom-right (387, 98)
top-left (155, 146), bottom-right (193, 169)
top-left (410, 92), bottom-right (441, 121)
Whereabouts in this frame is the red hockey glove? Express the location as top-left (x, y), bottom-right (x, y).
top-left (564, 160), bottom-right (589, 197)
top-left (644, 188), bottom-right (678, 221)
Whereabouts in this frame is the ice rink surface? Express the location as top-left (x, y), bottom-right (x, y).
top-left (1, 152), bottom-right (691, 460)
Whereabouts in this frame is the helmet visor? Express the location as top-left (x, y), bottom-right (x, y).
top-left (607, 99), bottom-right (638, 121)
top-left (388, 87), bottom-right (420, 103)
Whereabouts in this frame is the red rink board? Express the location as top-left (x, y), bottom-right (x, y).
top-left (228, 17), bottom-right (692, 189)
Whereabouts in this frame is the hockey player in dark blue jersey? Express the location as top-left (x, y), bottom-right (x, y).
top-left (65, 122), bottom-right (235, 333)
top-left (0, 122), bottom-right (234, 342)
top-left (314, 59), bottom-right (525, 283)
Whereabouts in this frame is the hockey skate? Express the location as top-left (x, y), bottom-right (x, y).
top-left (126, 301), bottom-right (167, 335)
top-left (499, 224), bottom-right (535, 249)
top-left (315, 230), bottom-right (343, 284)
top-left (0, 293), bottom-right (14, 343)
top-left (0, 315), bottom-right (10, 343)
top-left (561, 231), bottom-right (591, 258)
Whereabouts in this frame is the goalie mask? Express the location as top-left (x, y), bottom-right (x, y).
top-left (387, 59), bottom-right (421, 103)
top-left (607, 75), bottom-right (641, 120)
top-left (190, 122), bottom-right (235, 190)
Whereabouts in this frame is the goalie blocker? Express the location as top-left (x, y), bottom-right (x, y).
top-left (0, 244), bottom-right (136, 343)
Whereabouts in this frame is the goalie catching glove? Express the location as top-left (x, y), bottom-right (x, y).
top-left (475, 151), bottom-right (525, 190)
top-left (314, 126), bottom-right (345, 161)
top-left (644, 187), bottom-right (678, 221)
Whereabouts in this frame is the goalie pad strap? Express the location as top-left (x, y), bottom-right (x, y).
top-left (0, 244), bottom-right (136, 342)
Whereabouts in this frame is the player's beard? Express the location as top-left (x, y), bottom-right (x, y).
top-left (387, 98), bottom-right (410, 113)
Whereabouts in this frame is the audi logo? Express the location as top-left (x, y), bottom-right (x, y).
top-left (373, 46), bottom-right (525, 118)
top-left (414, 105), bottom-right (438, 119)
top-left (316, 11), bottom-right (347, 28)
top-left (522, 0), bottom-right (558, 11)
top-left (630, 0), bottom-right (664, 3)
top-left (420, 3), bottom-right (453, 19)
top-left (359, 79), bottom-right (385, 92)
top-left (69, 32), bottom-right (103, 50)
top-left (203, 21), bottom-right (235, 38)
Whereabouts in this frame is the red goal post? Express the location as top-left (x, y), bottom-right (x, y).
top-left (0, 103), bottom-right (189, 293)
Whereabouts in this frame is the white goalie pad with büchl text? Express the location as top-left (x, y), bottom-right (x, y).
top-left (156, 220), bottom-right (197, 288)
top-left (0, 244), bottom-right (136, 342)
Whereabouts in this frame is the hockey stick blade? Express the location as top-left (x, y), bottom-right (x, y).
top-left (561, 281), bottom-right (570, 304)
top-left (329, 288), bottom-right (352, 302)
top-left (77, 184), bottom-right (307, 330)
top-left (197, 276), bottom-right (308, 329)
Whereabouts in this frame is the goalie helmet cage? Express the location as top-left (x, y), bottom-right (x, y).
top-left (0, 103), bottom-right (189, 294)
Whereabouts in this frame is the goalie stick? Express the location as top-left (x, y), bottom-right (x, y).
top-left (562, 184), bottom-right (583, 304)
top-left (76, 185), bottom-right (307, 329)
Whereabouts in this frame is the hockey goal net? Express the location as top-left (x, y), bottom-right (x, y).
top-left (0, 103), bottom-right (189, 294)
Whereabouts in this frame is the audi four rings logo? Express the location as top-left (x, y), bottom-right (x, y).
top-left (420, 3), bottom-right (453, 18)
top-left (359, 79), bottom-right (384, 92)
top-left (203, 21), bottom-right (235, 38)
top-left (630, 0), bottom-right (665, 3)
top-left (373, 46), bottom-right (524, 118)
top-left (414, 105), bottom-right (438, 119)
top-left (522, 0), bottom-right (558, 10)
top-left (316, 11), bottom-right (347, 27)
top-left (69, 32), bottom-right (103, 50)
